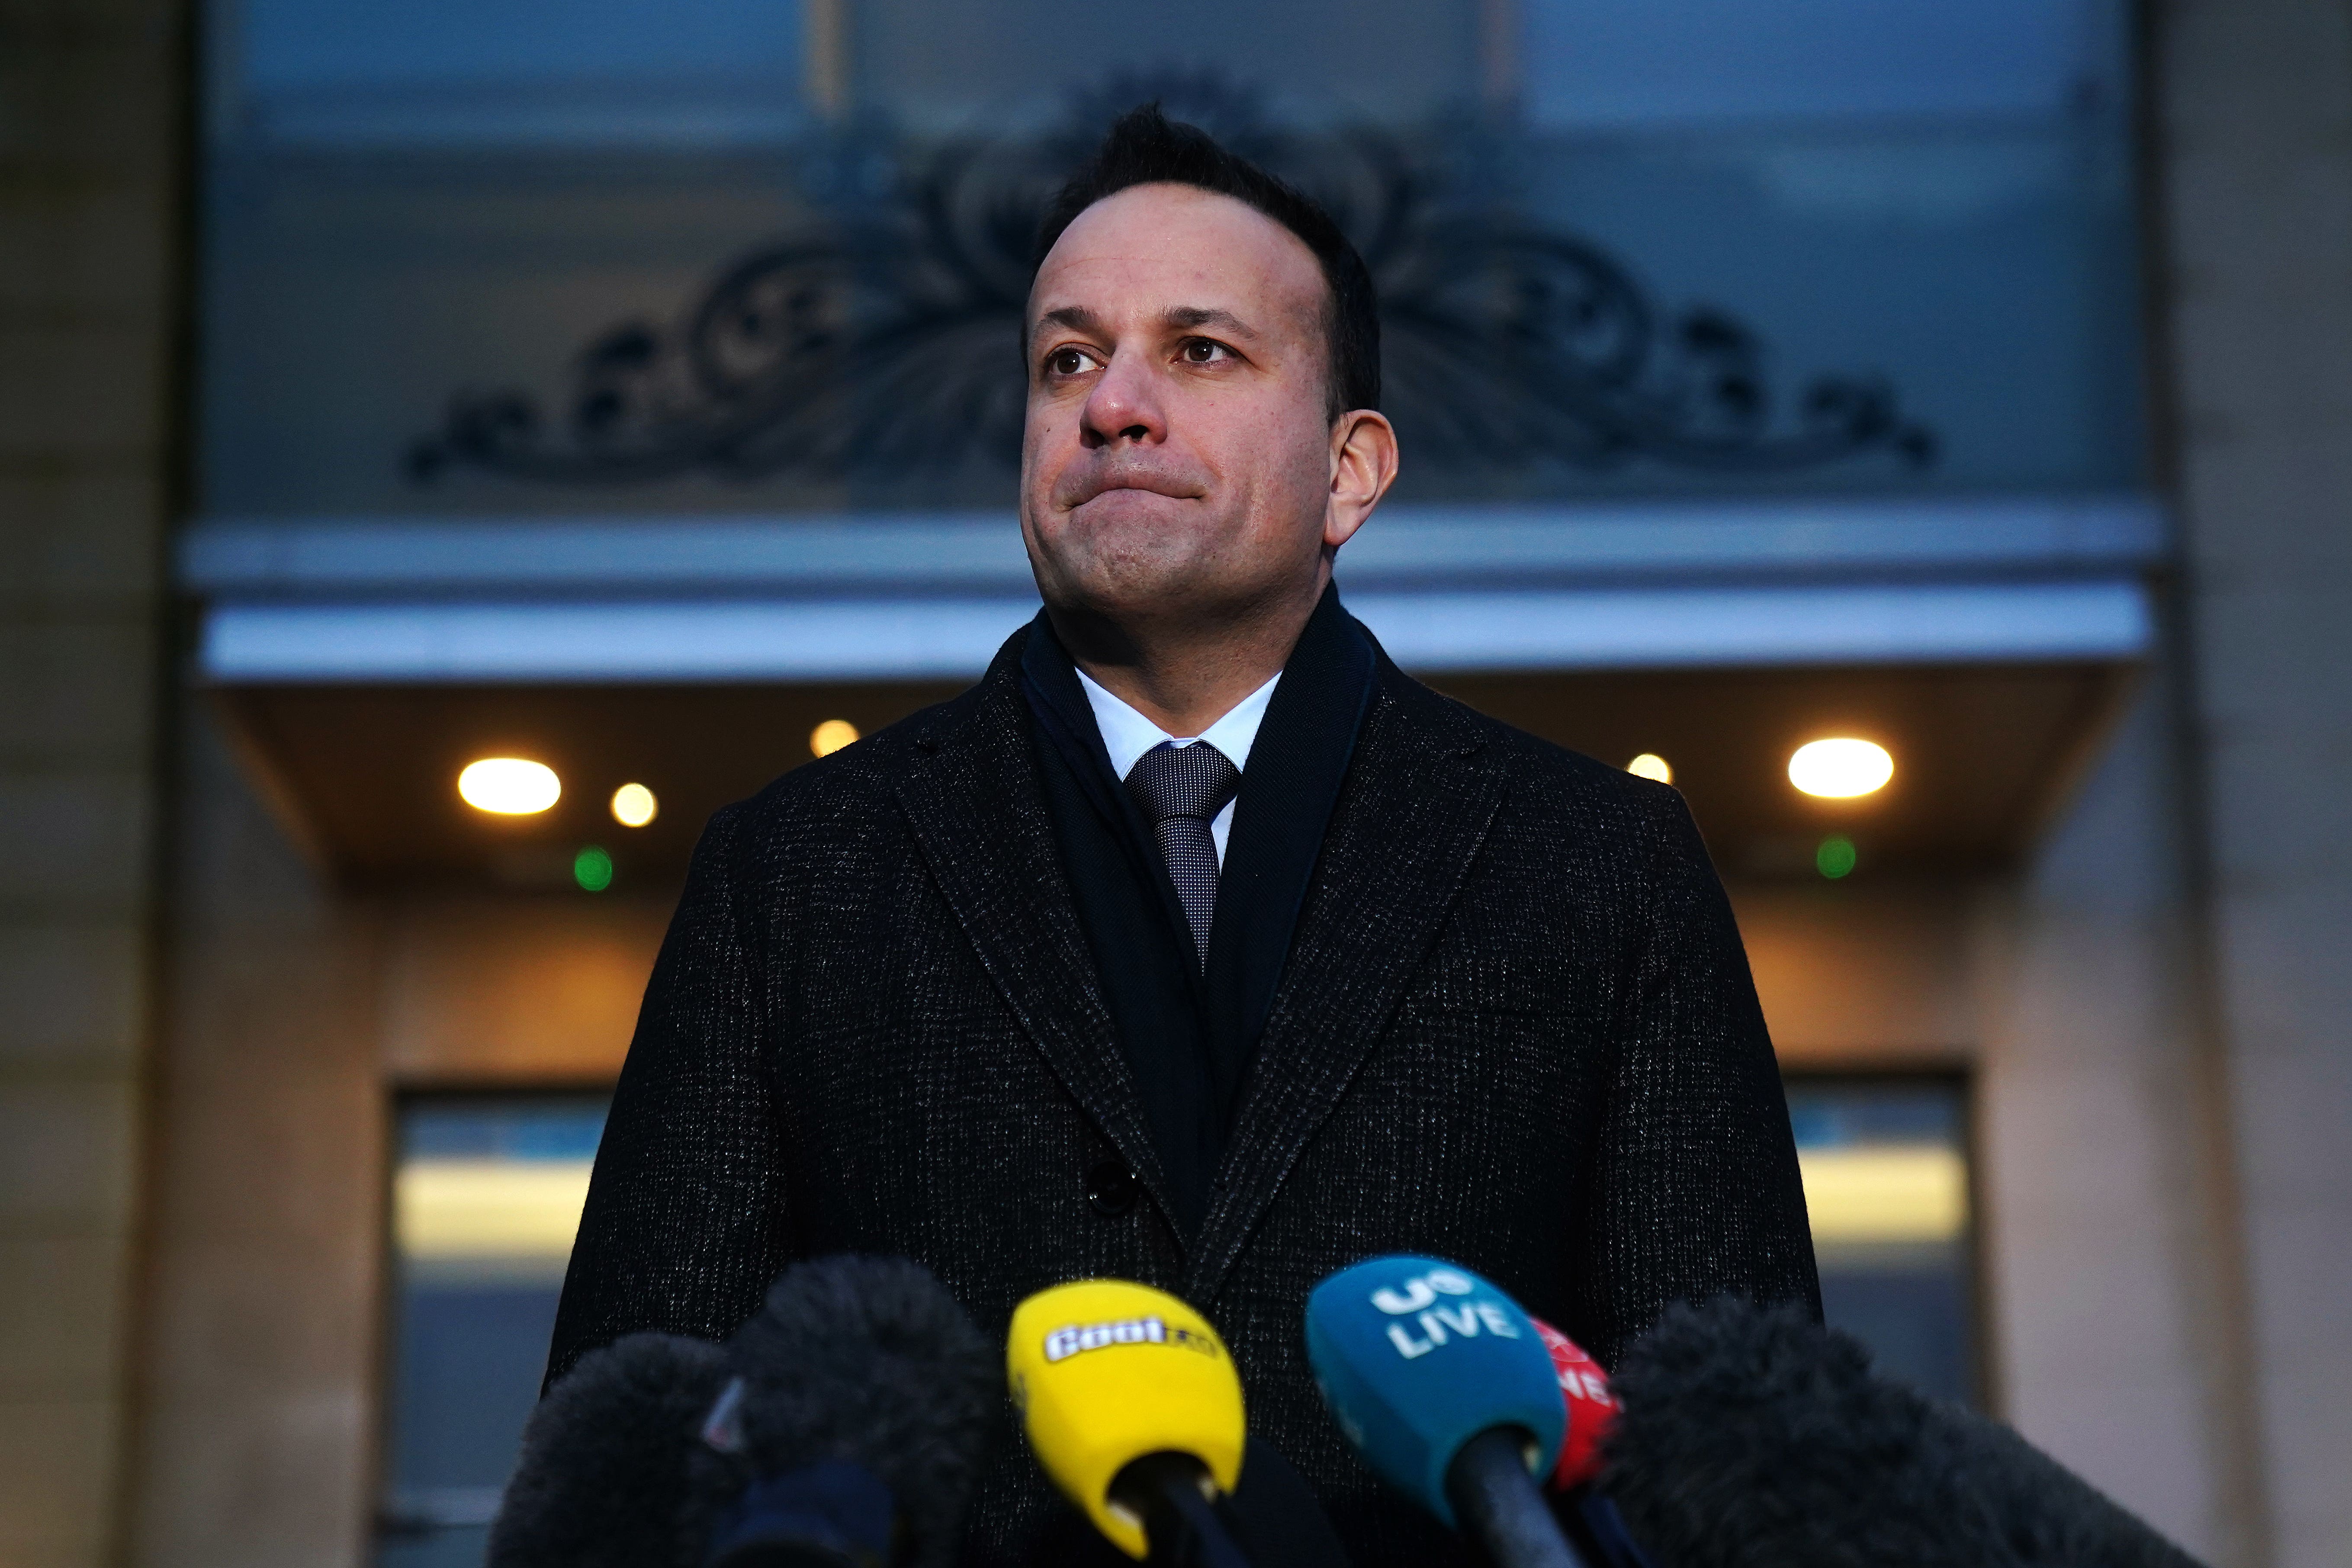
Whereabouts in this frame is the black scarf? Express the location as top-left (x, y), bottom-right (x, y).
top-left (1020, 582), bottom-right (1375, 1237)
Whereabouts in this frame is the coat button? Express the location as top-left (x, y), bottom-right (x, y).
top-left (1086, 1158), bottom-right (1139, 1217)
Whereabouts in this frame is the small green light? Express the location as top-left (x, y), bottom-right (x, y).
top-left (1816, 835), bottom-right (1857, 880)
top-left (573, 845), bottom-right (614, 892)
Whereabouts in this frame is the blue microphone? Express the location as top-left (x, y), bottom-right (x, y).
top-left (1305, 1256), bottom-right (1587, 1568)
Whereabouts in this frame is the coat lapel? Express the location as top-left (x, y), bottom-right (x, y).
top-left (893, 641), bottom-right (1181, 1239)
top-left (1186, 668), bottom-right (1508, 1301)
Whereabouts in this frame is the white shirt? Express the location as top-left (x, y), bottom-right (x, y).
top-left (1076, 667), bottom-right (1280, 866)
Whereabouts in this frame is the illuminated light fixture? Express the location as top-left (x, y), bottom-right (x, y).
top-left (573, 845), bottom-right (614, 892)
top-left (458, 757), bottom-right (560, 814)
top-left (395, 1157), bottom-right (594, 1264)
top-left (1816, 835), bottom-right (1858, 880)
top-left (1625, 753), bottom-right (1673, 784)
top-left (1788, 737), bottom-right (1893, 798)
top-left (810, 718), bottom-right (860, 758)
top-left (610, 783), bottom-right (658, 827)
top-left (1798, 1144), bottom-right (1968, 1247)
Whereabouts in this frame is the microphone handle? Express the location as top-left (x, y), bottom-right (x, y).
top-left (1111, 1452), bottom-right (1256, 1568)
top-left (1445, 1428), bottom-right (1591, 1568)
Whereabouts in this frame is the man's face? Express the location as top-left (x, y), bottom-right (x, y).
top-left (1020, 183), bottom-right (1343, 633)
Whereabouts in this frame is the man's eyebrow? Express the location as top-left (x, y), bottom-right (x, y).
top-left (1027, 303), bottom-right (1261, 349)
top-left (1162, 305), bottom-right (1259, 339)
top-left (1030, 305), bottom-right (1104, 347)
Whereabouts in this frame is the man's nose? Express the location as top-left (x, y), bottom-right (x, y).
top-left (1079, 349), bottom-right (1166, 448)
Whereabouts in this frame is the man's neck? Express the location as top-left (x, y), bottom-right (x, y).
top-left (1047, 576), bottom-right (1324, 738)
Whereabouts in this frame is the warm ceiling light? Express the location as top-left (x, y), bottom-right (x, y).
top-left (458, 757), bottom-right (560, 815)
top-left (1789, 738), bottom-right (1894, 798)
top-left (610, 783), bottom-right (657, 827)
top-left (1798, 1144), bottom-right (1967, 1246)
top-left (810, 719), bottom-right (860, 758)
top-left (395, 1157), bottom-right (594, 1263)
top-left (1626, 753), bottom-right (1673, 784)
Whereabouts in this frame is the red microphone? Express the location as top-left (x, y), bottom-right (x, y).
top-left (1531, 1319), bottom-right (1621, 1492)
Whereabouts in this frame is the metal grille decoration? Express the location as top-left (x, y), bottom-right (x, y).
top-left (408, 80), bottom-right (1935, 486)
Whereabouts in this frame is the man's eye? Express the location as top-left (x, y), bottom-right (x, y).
top-left (1047, 347), bottom-right (1101, 376)
top-left (1180, 339), bottom-right (1232, 365)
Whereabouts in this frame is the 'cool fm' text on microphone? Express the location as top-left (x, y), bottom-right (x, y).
top-left (1008, 1279), bottom-right (1255, 1567)
top-left (1306, 1256), bottom-right (1593, 1568)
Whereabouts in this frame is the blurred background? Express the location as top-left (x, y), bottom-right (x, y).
top-left (3, 0), bottom-right (2346, 1564)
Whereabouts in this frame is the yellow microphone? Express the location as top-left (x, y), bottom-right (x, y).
top-left (1007, 1279), bottom-right (1251, 1564)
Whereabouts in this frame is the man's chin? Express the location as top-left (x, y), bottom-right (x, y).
top-left (1027, 491), bottom-right (1268, 625)
top-left (1036, 547), bottom-right (1234, 629)
top-left (1039, 499), bottom-right (1212, 592)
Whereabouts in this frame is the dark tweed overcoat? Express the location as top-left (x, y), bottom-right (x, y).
top-left (547, 621), bottom-right (1819, 1567)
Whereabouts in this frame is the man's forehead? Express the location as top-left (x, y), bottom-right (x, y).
top-left (1027, 183), bottom-right (1325, 330)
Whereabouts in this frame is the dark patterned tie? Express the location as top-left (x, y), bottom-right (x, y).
top-left (1125, 740), bottom-right (1242, 970)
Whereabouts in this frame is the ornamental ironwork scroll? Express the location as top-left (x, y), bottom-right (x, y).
top-left (408, 79), bottom-right (1935, 486)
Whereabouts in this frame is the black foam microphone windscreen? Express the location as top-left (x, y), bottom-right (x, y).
top-left (489, 1330), bottom-right (729, 1568)
top-left (688, 1255), bottom-right (999, 1568)
top-left (1600, 1299), bottom-right (2206, 1568)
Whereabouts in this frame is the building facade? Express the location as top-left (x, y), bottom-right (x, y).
top-left (1, 0), bottom-right (2347, 1564)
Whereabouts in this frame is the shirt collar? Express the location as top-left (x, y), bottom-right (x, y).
top-left (1076, 666), bottom-right (1282, 783)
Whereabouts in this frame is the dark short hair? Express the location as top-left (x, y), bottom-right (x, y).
top-left (1036, 105), bottom-right (1381, 420)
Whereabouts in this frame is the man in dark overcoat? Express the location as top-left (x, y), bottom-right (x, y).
top-left (547, 106), bottom-right (1818, 1566)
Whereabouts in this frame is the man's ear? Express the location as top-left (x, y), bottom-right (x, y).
top-left (1324, 410), bottom-right (1400, 549)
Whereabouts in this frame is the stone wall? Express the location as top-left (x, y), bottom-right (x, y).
top-left (0, 0), bottom-right (183, 1561)
top-left (2153, 1), bottom-right (2352, 1562)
